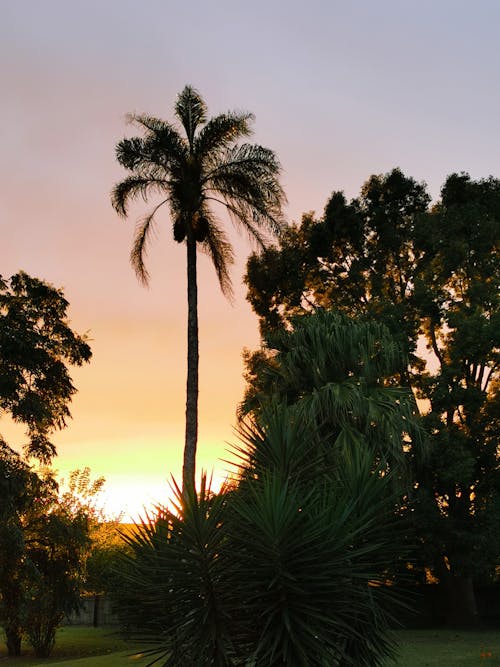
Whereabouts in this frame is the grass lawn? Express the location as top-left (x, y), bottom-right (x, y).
top-left (392, 629), bottom-right (500, 666)
top-left (0, 626), bottom-right (146, 666)
top-left (1, 626), bottom-right (499, 665)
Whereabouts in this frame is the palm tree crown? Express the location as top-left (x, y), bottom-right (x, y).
top-left (112, 85), bottom-right (286, 295)
top-left (111, 85), bottom-right (287, 492)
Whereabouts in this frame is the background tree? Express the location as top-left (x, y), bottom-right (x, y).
top-left (0, 271), bottom-right (91, 463)
top-left (0, 272), bottom-right (92, 655)
top-left (410, 174), bottom-right (500, 624)
top-left (0, 440), bottom-right (38, 656)
top-left (0, 461), bottom-right (109, 657)
top-left (112, 85), bottom-right (286, 493)
top-left (0, 447), bottom-right (90, 657)
top-left (244, 169), bottom-right (500, 625)
top-left (22, 473), bottom-right (91, 658)
top-left (61, 468), bottom-right (125, 628)
top-left (84, 526), bottom-right (125, 627)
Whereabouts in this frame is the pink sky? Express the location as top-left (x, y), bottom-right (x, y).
top-left (2, 1), bottom-right (500, 519)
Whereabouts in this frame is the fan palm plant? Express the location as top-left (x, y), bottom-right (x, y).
top-left (111, 86), bottom-right (286, 493)
top-left (240, 310), bottom-right (424, 477)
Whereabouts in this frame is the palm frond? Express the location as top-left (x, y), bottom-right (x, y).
top-left (115, 473), bottom-right (239, 666)
top-left (246, 310), bottom-right (425, 478)
top-left (111, 176), bottom-right (169, 217)
top-left (126, 112), bottom-right (171, 134)
top-left (130, 201), bottom-right (168, 285)
top-left (228, 457), bottom-right (405, 666)
top-left (204, 143), bottom-right (287, 239)
top-left (197, 211), bottom-right (235, 300)
top-left (175, 85), bottom-right (207, 147)
top-left (231, 401), bottom-right (324, 485)
top-left (113, 89), bottom-right (286, 299)
top-left (204, 196), bottom-right (270, 249)
top-left (195, 111), bottom-right (254, 159)
top-left (124, 117), bottom-right (187, 169)
top-left (115, 136), bottom-right (150, 170)
top-left (206, 142), bottom-right (284, 182)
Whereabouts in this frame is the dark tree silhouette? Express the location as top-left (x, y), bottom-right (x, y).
top-left (111, 85), bottom-right (286, 493)
top-left (0, 271), bottom-right (91, 463)
top-left (244, 169), bottom-right (500, 626)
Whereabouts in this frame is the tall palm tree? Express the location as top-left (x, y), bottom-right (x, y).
top-left (111, 85), bottom-right (286, 494)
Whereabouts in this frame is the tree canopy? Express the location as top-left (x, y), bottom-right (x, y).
top-left (0, 445), bottom-right (93, 657)
top-left (0, 271), bottom-right (91, 463)
top-left (0, 272), bottom-right (93, 655)
top-left (244, 169), bottom-right (500, 625)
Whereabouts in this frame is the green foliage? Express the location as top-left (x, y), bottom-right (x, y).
top-left (116, 477), bottom-right (235, 665)
top-left (0, 271), bottom-right (91, 463)
top-left (0, 440), bottom-right (36, 655)
top-left (241, 310), bottom-right (423, 479)
top-left (0, 272), bottom-right (93, 654)
top-left (115, 314), bottom-right (415, 665)
top-left (0, 455), bottom-right (107, 657)
top-left (244, 169), bottom-right (500, 621)
top-left (117, 436), bottom-right (409, 666)
top-left (23, 499), bottom-right (90, 658)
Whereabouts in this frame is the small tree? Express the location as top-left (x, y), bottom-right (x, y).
top-left (23, 483), bottom-right (91, 658)
top-left (0, 272), bottom-right (92, 656)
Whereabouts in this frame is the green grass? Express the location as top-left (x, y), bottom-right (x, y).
top-left (0, 626), bottom-right (145, 666)
top-left (1, 626), bottom-right (500, 665)
top-left (391, 629), bottom-right (500, 666)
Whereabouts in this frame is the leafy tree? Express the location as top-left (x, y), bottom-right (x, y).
top-left (0, 440), bottom-right (38, 655)
top-left (0, 461), bottom-right (110, 657)
top-left (0, 271), bottom-right (91, 463)
top-left (84, 529), bottom-right (125, 627)
top-left (410, 173), bottom-right (500, 624)
top-left (244, 169), bottom-right (500, 625)
top-left (111, 85), bottom-right (286, 493)
top-left (58, 467), bottom-right (124, 628)
top-left (0, 273), bottom-right (92, 655)
top-left (22, 477), bottom-right (91, 658)
top-left (0, 446), bottom-right (90, 657)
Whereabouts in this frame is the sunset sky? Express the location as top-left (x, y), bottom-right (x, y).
top-left (3, 1), bottom-right (500, 519)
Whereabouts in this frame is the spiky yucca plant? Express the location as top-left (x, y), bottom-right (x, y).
top-left (117, 475), bottom-right (237, 666)
top-left (116, 414), bottom-right (410, 666)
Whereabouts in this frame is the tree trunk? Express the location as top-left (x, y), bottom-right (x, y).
top-left (442, 573), bottom-right (479, 627)
top-left (93, 594), bottom-right (100, 627)
top-left (5, 625), bottom-right (22, 657)
top-left (183, 233), bottom-right (198, 494)
top-left (3, 581), bottom-right (23, 656)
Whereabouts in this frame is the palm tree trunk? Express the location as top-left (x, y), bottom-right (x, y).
top-left (183, 233), bottom-right (198, 494)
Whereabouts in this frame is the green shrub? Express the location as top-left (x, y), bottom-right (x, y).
top-left (115, 410), bottom-right (410, 666)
